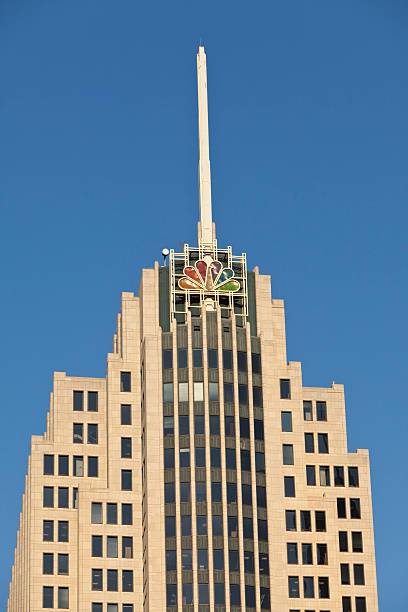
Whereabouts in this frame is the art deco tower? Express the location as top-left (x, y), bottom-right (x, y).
top-left (8, 47), bottom-right (379, 612)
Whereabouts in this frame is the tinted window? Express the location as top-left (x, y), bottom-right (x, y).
top-left (43, 520), bottom-right (54, 542)
top-left (315, 511), bottom-right (326, 532)
top-left (213, 548), bottom-right (224, 570)
top-left (258, 519), bottom-right (268, 541)
top-left (230, 584), bottom-right (240, 606)
top-left (354, 564), bottom-right (365, 585)
top-left (237, 351), bottom-right (247, 371)
top-left (88, 424), bottom-right (98, 444)
top-left (120, 372), bottom-right (131, 392)
top-left (193, 349), bottom-right (202, 367)
top-left (163, 349), bottom-right (173, 369)
top-left (241, 483), bottom-right (252, 505)
top-left (180, 482), bottom-right (190, 502)
top-left (229, 549), bottom-right (239, 571)
top-left (239, 417), bottom-right (250, 438)
top-left (244, 550), bottom-right (254, 572)
top-left (88, 456), bottom-right (98, 477)
top-left (302, 543), bottom-right (313, 565)
top-left (195, 448), bottom-right (206, 468)
top-left (165, 483), bottom-right (175, 503)
top-left (195, 414), bottom-right (205, 435)
top-left (316, 401), bottom-right (327, 421)
top-left (73, 390), bottom-right (83, 411)
top-left (88, 391), bottom-right (98, 412)
top-left (166, 584), bottom-right (177, 606)
top-left (348, 466), bottom-right (359, 487)
top-left (306, 465), bottom-right (316, 485)
top-left (163, 383), bottom-right (173, 402)
top-left (334, 466), bottom-right (345, 486)
top-left (255, 451), bottom-right (265, 473)
top-left (121, 437), bottom-right (132, 458)
top-left (339, 531), bottom-right (348, 552)
top-left (286, 510), bottom-right (296, 531)
top-left (107, 569), bottom-right (118, 591)
top-left (300, 511), bottom-right (311, 531)
top-left (318, 433), bottom-right (329, 453)
top-left (226, 447), bottom-right (236, 470)
top-left (284, 476), bottom-right (295, 497)
top-left (58, 553), bottom-right (69, 575)
top-left (208, 349), bottom-right (218, 368)
top-left (210, 414), bottom-right (220, 435)
top-left (280, 379), bottom-right (291, 399)
top-left (43, 553), bottom-right (53, 575)
top-left (223, 349), bottom-right (233, 369)
top-left (43, 586), bottom-right (54, 608)
top-left (122, 503), bottom-right (132, 525)
top-left (178, 349), bottom-right (187, 368)
top-left (91, 503), bottom-right (102, 524)
top-left (227, 482), bottom-right (237, 504)
top-left (281, 412), bottom-right (292, 432)
top-left (251, 353), bottom-right (261, 373)
top-left (43, 454), bottom-right (54, 475)
top-left (121, 469), bottom-right (132, 490)
top-left (224, 382), bottom-right (234, 403)
top-left (254, 419), bottom-right (264, 440)
top-left (121, 404), bottom-right (131, 425)
top-left (210, 447), bottom-right (221, 468)
top-left (240, 449), bottom-right (251, 471)
top-left (288, 576), bottom-right (299, 597)
top-left (259, 552), bottom-right (269, 575)
top-left (209, 382), bottom-right (219, 401)
top-left (287, 543), bottom-right (298, 564)
top-left (122, 570), bottom-right (133, 592)
top-left (107, 503), bottom-right (117, 524)
top-left (283, 444), bottom-right (294, 465)
top-left (352, 531), bottom-right (363, 552)
top-left (43, 487), bottom-right (54, 508)
top-left (317, 543), bottom-right (328, 565)
top-left (92, 569), bottom-right (102, 591)
top-left (337, 498), bottom-right (347, 518)
top-left (73, 423), bottom-right (83, 443)
top-left (92, 536), bottom-right (102, 557)
top-left (341, 563), bottom-right (350, 584)
top-left (238, 384), bottom-right (248, 405)
top-left (350, 498), bottom-right (361, 519)
top-left (304, 433), bottom-right (314, 452)
top-left (253, 386), bottom-right (262, 407)
top-left (165, 515), bottom-right (176, 537)
top-left (196, 515), bottom-right (207, 535)
top-left (58, 521), bottom-right (69, 542)
top-left (163, 416), bottom-right (174, 437)
top-left (304, 576), bottom-right (314, 598)
top-left (212, 515), bottom-right (223, 536)
top-left (303, 400), bottom-right (313, 421)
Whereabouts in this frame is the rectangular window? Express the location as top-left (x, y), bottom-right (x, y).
top-left (209, 381), bottom-right (219, 401)
top-left (178, 348), bottom-right (188, 368)
top-left (342, 596), bottom-right (352, 612)
top-left (120, 371), bottom-right (131, 392)
top-left (180, 448), bottom-right (190, 468)
top-left (334, 466), bottom-right (345, 486)
top-left (210, 414), bottom-right (220, 435)
top-left (255, 451), bottom-right (265, 473)
top-left (107, 503), bottom-right (118, 524)
top-left (304, 433), bottom-right (314, 453)
top-left (286, 510), bottom-right (297, 531)
top-left (73, 455), bottom-right (84, 477)
top-left (222, 349), bottom-right (233, 369)
top-left (288, 576), bottom-right (299, 598)
top-left (163, 349), bottom-right (173, 369)
top-left (58, 587), bottom-right (69, 609)
top-left (281, 411), bottom-right (292, 432)
top-left (354, 563), bottom-right (365, 585)
top-left (194, 381), bottom-right (204, 401)
top-left (92, 535), bottom-right (103, 557)
top-left (303, 400), bottom-right (313, 421)
top-left (163, 415), bottom-right (174, 437)
top-left (259, 552), bottom-right (269, 575)
top-left (108, 606), bottom-right (118, 612)
top-left (122, 536), bottom-right (133, 558)
top-left (319, 465), bottom-right (330, 486)
top-left (121, 469), bottom-right (132, 490)
top-left (287, 543), bottom-right (298, 564)
top-left (121, 404), bottom-right (131, 425)
top-left (223, 382), bottom-right (234, 403)
top-left (300, 510), bottom-right (311, 532)
top-left (58, 553), bottom-right (69, 575)
top-left (194, 414), bottom-right (204, 434)
top-left (122, 569), bottom-right (134, 592)
top-left (252, 352), bottom-right (261, 373)
top-left (280, 379), bottom-right (291, 399)
top-left (302, 543), bottom-right (313, 565)
top-left (306, 465), bottom-right (316, 485)
top-left (339, 531), bottom-right (348, 552)
top-left (179, 414), bottom-right (189, 435)
top-left (256, 485), bottom-right (267, 507)
top-left (122, 503), bottom-right (132, 525)
top-left (92, 569), bottom-right (103, 591)
top-left (316, 401), bottom-right (327, 421)
top-left (318, 433), bottom-right (329, 453)
top-left (88, 424), bottom-right (98, 444)
top-left (107, 536), bottom-right (118, 558)
top-left (238, 384), bottom-right (248, 405)
top-left (178, 381), bottom-right (189, 401)
top-left (254, 418), bottom-right (264, 440)
top-left (348, 466), bottom-right (359, 487)
top-left (58, 455), bottom-right (69, 476)
top-left (88, 391), bottom-right (98, 412)
top-left (208, 348), bottom-right (218, 368)
top-left (73, 390), bottom-right (83, 411)
top-left (58, 521), bottom-right (69, 542)
top-left (303, 576), bottom-right (314, 598)
top-left (92, 605), bottom-right (102, 612)
top-left (317, 543), bottom-right (328, 565)
top-left (341, 563), bottom-right (350, 584)
top-left (315, 511), bottom-right (326, 532)
top-left (107, 569), bottom-right (118, 591)
top-left (43, 486), bottom-right (54, 508)
top-left (253, 385), bottom-right (262, 407)
top-left (43, 553), bottom-right (54, 575)
top-left (73, 487), bottom-right (78, 508)
top-left (258, 518), bottom-right (268, 541)
top-left (43, 454), bottom-right (54, 475)
top-left (337, 497), bottom-right (347, 518)
top-left (73, 422), bottom-right (83, 443)
top-left (318, 576), bottom-right (330, 598)
top-left (284, 476), bottom-right (295, 497)
top-left (121, 437), bottom-right (132, 458)
top-left (237, 351), bottom-right (247, 371)
top-left (193, 349), bottom-right (202, 367)
top-left (43, 586), bottom-right (53, 608)
top-left (43, 520), bottom-right (54, 542)
top-left (239, 416), bottom-right (250, 439)
top-left (356, 597), bottom-right (367, 612)
top-left (283, 444), bottom-right (294, 465)
top-left (88, 456), bottom-right (98, 477)
top-left (350, 498), bottom-right (361, 519)
top-left (352, 531), bottom-right (363, 552)
top-left (163, 382), bottom-right (173, 402)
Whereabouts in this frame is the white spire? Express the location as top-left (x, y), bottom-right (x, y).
top-left (197, 46), bottom-right (213, 244)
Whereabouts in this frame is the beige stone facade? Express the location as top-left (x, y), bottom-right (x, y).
top-left (8, 47), bottom-right (378, 612)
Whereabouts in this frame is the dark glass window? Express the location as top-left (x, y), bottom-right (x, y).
top-left (92, 535), bottom-right (102, 557)
top-left (91, 503), bottom-right (102, 525)
top-left (319, 465), bottom-right (330, 486)
top-left (163, 349), bottom-right (173, 369)
top-left (281, 411), bottom-right (292, 432)
top-left (199, 583), bottom-right (209, 604)
top-left (86, 424), bottom-right (98, 445)
top-left (58, 553), bottom-right (69, 575)
top-left (210, 414), bottom-right (220, 435)
top-left (253, 386), bottom-right (262, 407)
top-left (243, 516), bottom-right (253, 539)
top-left (226, 447), bottom-right (236, 469)
top-left (211, 447), bottom-right (221, 468)
top-left (166, 549), bottom-right (177, 571)
top-left (318, 576), bottom-right (330, 598)
top-left (59, 455), bottom-right (69, 476)
top-left (227, 482), bottom-right (237, 504)
top-left (258, 519), bottom-right (268, 541)
top-left (348, 466), bottom-right (359, 487)
top-left (43, 454), bottom-right (54, 475)
top-left (211, 481), bottom-right (222, 502)
top-left (43, 520), bottom-right (54, 542)
top-left (213, 548), bottom-right (224, 570)
top-left (259, 552), bottom-right (269, 575)
top-left (240, 449), bottom-right (251, 471)
top-left (251, 353), bottom-right (261, 373)
top-left (43, 586), bottom-right (54, 608)
top-left (73, 422), bottom-right (83, 443)
top-left (341, 563), bottom-right (350, 584)
top-left (212, 515), bottom-right (223, 536)
top-left (179, 448), bottom-right (190, 468)
top-left (342, 596), bottom-right (352, 612)
top-left (214, 583), bottom-right (225, 605)
top-left (302, 543), bottom-right (313, 565)
top-left (254, 418), bottom-right (264, 440)
top-left (107, 503), bottom-right (117, 524)
top-left (88, 391), bottom-right (98, 412)
top-left (260, 587), bottom-right (270, 609)
top-left (183, 583), bottom-right (193, 604)
top-left (280, 379), bottom-right (291, 399)
top-left (228, 515), bottom-right (238, 538)
top-left (92, 569), bottom-right (103, 591)
top-left (306, 465), bottom-right (316, 485)
top-left (179, 414), bottom-right (189, 435)
top-left (120, 372), bottom-right (131, 392)
top-left (350, 498), bottom-right (361, 519)
top-left (300, 511), bottom-right (311, 532)
top-left (73, 487), bottom-right (79, 510)
top-left (317, 543), bottom-right (328, 565)
top-left (181, 514), bottom-right (191, 536)
top-left (208, 348), bottom-right (218, 368)
top-left (304, 433), bottom-right (314, 453)
top-left (352, 531), bottom-right (363, 552)
top-left (288, 576), bottom-right (299, 597)
top-left (287, 543), bottom-right (298, 564)
top-left (122, 570), bottom-right (133, 592)
top-left (244, 550), bottom-right (254, 573)
top-left (196, 515), bottom-right (207, 535)
top-left (315, 511), bottom-right (326, 532)
top-left (121, 404), bottom-right (131, 425)
top-left (356, 597), bottom-right (367, 612)
top-left (167, 584), bottom-right (177, 606)
top-left (194, 414), bottom-right (204, 434)
top-left (58, 587), bottom-right (69, 609)
top-left (316, 401), bottom-right (327, 421)
top-left (304, 576), bottom-right (314, 598)
top-left (43, 553), bottom-right (54, 575)
top-left (284, 476), bottom-right (295, 497)
top-left (121, 470), bottom-right (132, 490)
top-left (182, 549), bottom-right (193, 570)
top-left (165, 515), bottom-right (176, 537)
top-left (283, 444), bottom-right (294, 465)
top-left (241, 483), bottom-right (252, 505)
top-left (255, 451), bottom-right (265, 473)
top-left (337, 497), bottom-right (347, 518)
top-left (318, 433), bottom-right (329, 453)
top-left (193, 349), bottom-right (202, 367)
top-left (223, 382), bottom-right (234, 403)
top-left (73, 390), bottom-right (83, 411)
top-left (58, 487), bottom-right (69, 508)
top-left (237, 351), bottom-right (247, 371)
top-left (257, 485), bottom-right (267, 507)
top-left (163, 416), bottom-right (174, 437)
top-left (223, 349), bottom-right (233, 369)
top-left (163, 383), bottom-right (173, 402)
top-left (178, 348), bottom-right (187, 368)
top-left (180, 481), bottom-right (190, 502)
top-left (229, 549), bottom-right (239, 572)
top-left (195, 447), bottom-right (206, 468)
top-left (107, 536), bottom-right (118, 558)
top-left (88, 456), bottom-right (98, 477)
top-left (339, 531), bottom-right (348, 552)
top-left (73, 455), bottom-right (84, 477)
top-left (196, 481), bottom-right (206, 502)
top-left (107, 569), bottom-right (118, 591)
top-left (58, 521), bottom-right (69, 542)
top-left (92, 604), bottom-right (102, 612)
top-left (240, 417), bottom-right (250, 439)
top-left (245, 585), bottom-right (256, 607)
top-left (286, 510), bottom-right (297, 531)
top-left (334, 465), bottom-right (345, 486)
top-left (230, 584), bottom-right (241, 606)
top-left (224, 415), bottom-right (235, 436)
top-left (238, 384), bottom-right (248, 405)
top-left (303, 400), bottom-right (313, 421)
top-left (120, 437), bottom-right (132, 459)
top-left (209, 381), bottom-right (219, 401)
top-left (122, 503), bottom-right (132, 525)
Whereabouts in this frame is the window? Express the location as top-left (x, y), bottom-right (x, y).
top-left (195, 481), bottom-right (206, 501)
top-left (243, 516), bottom-right (253, 539)
top-left (43, 586), bottom-right (54, 608)
top-left (339, 531), bottom-right (348, 552)
top-left (73, 390), bottom-right (83, 411)
top-left (209, 382), bottom-right (219, 401)
top-left (280, 378), bottom-right (291, 399)
top-left (211, 447), bottom-right (221, 468)
top-left (163, 383), bottom-right (173, 402)
top-left (356, 597), bottom-right (367, 612)
top-left (317, 543), bottom-right (328, 565)
top-left (287, 543), bottom-right (298, 564)
top-left (193, 348), bottom-right (202, 367)
top-left (223, 382), bottom-right (234, 403)
top-left (122, 570), bottom-right (133, 592)
top-left (194, 381), bottom-right (204, 401)
top-left (121, 469), bottom-right (132, 490)
top-left (121, 437), bottom-right (132, 458)
top-left (210, 414), bottom-right (220, 435)
top-left (180, 448), bottom-right (190, 468)
top-left (350, 498), bottom-right (361, 519)
top-left (237, 351), bottom-right (247, 371)
top-left (73, 423), bottom-right (83, 443)
top-left (238, 384), bottom-right (248, 405)
top-left (92, 605), bottom-right (102, 612)
top-left (163, 416), bottom-right (174, 437)
top-left (227, 482), bottom-right (237, 504)
top-left (244, 550), bottom-right (254, 572)
top-left (258, 519), bottom-right (268, 541)
top-left (182, 514), bottom-right (192, 536)
top-left (58, 587), bottom-right (69, 609)
top-left (43, 553), bottom-right (54, 575)
top-left (281, 411), bottom-right (292, 432)
top-left (178, 381), bottom-right (189, 401)
top-left (300, 510), bottom-right (311, 532)
top-left (255, 451), bottom-right (265, 473)
top-left (73, 455), bottom-right (84, 477)
top-left (334, 466), bottom-right (345, 486)
top-left (58, 553), bottom-right (69, 575)
top-left (120, 371), bottom-right (131, 392)
top-left (354, 563), bottom-right (365, 585)
top-left (306, 465), bottom-right (316, 485)
top-left (197, 515), bottom-right (207, 535)
top-left (180, 481), bottom-right (190, 502)
top-left (92, 535), bottom-right (102, 557)
top-left (315, 511), bottom-right (326, 532)
top-left (352, 531), bottom-right (363, 552)
top-left (165, 482), bottom-right (175, 503)
top-left (107, 503), bottom-right (118, 524)
top-left (288, 576), bottom-right (299, 597)
top-left (208, 348), bottom-right (218, 368)
top-left (302, 543), bottom-right (313, 565)
top-left (43, 454), bottom-right (54, 475)
top-left (254, 418), bottom-right (264, 440)
top-left (316, 401), bottom-right (327, 421)
top-left (260, 587), bottom-right (271, 609)
top-left (166, 549), bottom-right (177, 571)
top-left (167, 584), bottom-right (177, 606)
top-left (348, 466), bottom-right (359, 487)
top-left (230, 584), bottom-right (241, 606)
top-left (259, 552), bottom-right (269, 575)
top-left (214, 583), bottom-right (225, 605)
top-left (240, 416), bottom-right (250, 438)
top-left (122, 503), bottom-right (132, 525)
top-left (211, 481), bottom-right (222, 502)
top-left (88, 391), bottom-right (98, 412)
top-left (88, 424), bottom-right (98, 444)
top-left (43, 520), bottom-right (54, 542)
top-left (179, 415), bottom-right (189, 436)
top-left (88, 456), bottom-right (98, 477)
top-left (121, 404), bottom-right (131, 425)
top-left (318, 576), bottom-right (330, 598)
top-left (43, 486), bottom-right (54, 508)
top-left (283, 444), bottom-right (294, 465)
top-left (55, 455), bottom-right (68, 477)
top-left (123, 606), bottom-right (133, 612)
top-left (303, 576), bottom-right (314, 598)
top-left (107, 536), bottom-right (118, 558)
top-left (58, 521), bottom-right (69, 542)
top-left (304, 433), bottom-right (314, 453)
top-left (319, 465), bottom-right (330, 486)
top-left (253, 386), bottom-right (262, 407)
top-left (318, 433), bottom-right (329, 453)
top-left (182, 549), bottom-right (193, 570)
top-left (257, 485), bottom-right (267, 508)
top-left (341, 563), bottom-right (350, 584)
top-left (284, 476), bottom-right (295, 497)
top-left (342, 596), bottom-right (352, 612)
top-left (229, 549), bottom-right (239, 571)
top-left (337, 498), bottom-right (347, 518)
top-left (222, 349), bottom-right (233, 369)
top-left (163, 349), bottom-right (173, 369)
top-left (245, 585), bottom-right (256, 607)
top-left (195, 448), bottom-right (205, 468)
top-left (286, 510), bottom-right (297, 531)
top-left (252, 352), bottom-right (261, 373)
top-left (198, 548), bottom-right (209, 570)
top-left (242, 483), bottom-right (252, 505)
top-left (199, 583), bottom-right (209, 605)
top-left (165, 516), bottom-right (176, 538)
top-left (107, 606), bottom-right (118, 612)
top-left (213, 549), bottom-right (224, 570)
top-left (183, 583), bottom-right (193, 604)
top-left (178, 348), bottom-right (187, 368)
top-left (226, 447), bottom-right (236, 469)
top-left (107, 569), bottom-right (118, 591)
top-left (241, 449), bottom-right (251, 471)
top-left (303, 400), bottom-right (313, 421)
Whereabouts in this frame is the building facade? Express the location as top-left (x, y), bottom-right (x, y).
top-left (8, 47), bottom-right (379, 612)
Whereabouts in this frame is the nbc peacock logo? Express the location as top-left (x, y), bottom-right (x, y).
top-left (178, 257), bottom-right (240, 293)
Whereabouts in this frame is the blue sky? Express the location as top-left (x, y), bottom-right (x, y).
top-left (1, 1), bottom-right (407, 608)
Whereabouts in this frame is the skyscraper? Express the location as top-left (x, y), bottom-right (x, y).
top-left (8, 46), bottom-right (379, 612)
